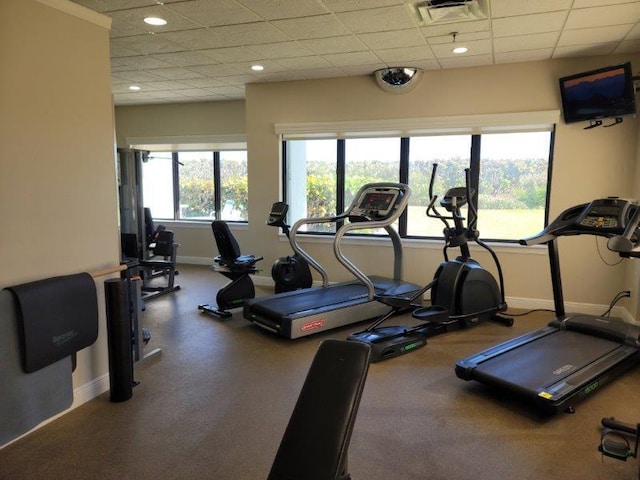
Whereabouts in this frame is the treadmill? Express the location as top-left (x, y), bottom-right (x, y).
top-left (455, 197), bottom-right (640, 413)
top-left (243, 182), bottom-right (423, 339)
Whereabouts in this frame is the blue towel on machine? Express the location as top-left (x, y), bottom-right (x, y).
top-left (5, 272), bottom-right (98, 373)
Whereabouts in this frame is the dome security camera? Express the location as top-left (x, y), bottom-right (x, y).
top-left (374, 67), bottom-right (423, 94)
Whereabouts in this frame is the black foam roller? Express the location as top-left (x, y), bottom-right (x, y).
top-left (104, 278), bottom-right (133, 402)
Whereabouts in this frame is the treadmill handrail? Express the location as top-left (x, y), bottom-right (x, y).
top-left (519, 203), bottom-right (588, 246)
top-left (289, 212), bottom-right (349, 288)
top-left (334, 184), bottom-right (411, 301)
top-left (608, 203), bottom-right (640, 257)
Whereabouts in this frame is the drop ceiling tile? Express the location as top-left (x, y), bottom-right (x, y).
top-left (151, 51), bottom-right (219, 67)
top-left (335, 5), bottom-right (418, 34)
top-left (248, 42), bottom-right (315, 59)
top-left (230, 60), bottom-right (288, 74)
top-left (298, 36), bottom-right (368, 55)
top-left (72, 0), bottom-right (156, 12)
top-left (275, 56), bottom-right (335, 71)
top-left (427, 31), bottom-right (490, 45)
top-left (111, 55), bottom-right (175, 71)
top-left (166, 0), bottom-right (262, 27)
top-left (321, 0), bottom-right (405, 13)
top-left (271, 14), bottom-right (351, 39)
top-left (375, 45), bottom-right (435, 64)
top-left (188, 64), bottom-right (248, 76)
top-left (552, 43), bottom-right (618, 58)
top-left (111, 33), bottom-right (186, 55)
top-left (493, 32), bottom-right (560, 53)
top-left (613, 38), bottom-right (640, 54)
top-left (491, 0), bottom-right (572, 18)
top-left (159, 29), bottom-right (229, 50)
top-left (136, 80), bottom-right (192, 91)
top-left (438, 54), bottom-right (493, 69)
top-left (199, 46), bottom-right (265, 63)
top-left (218, 74), bottom-right (259, 85)
top-left (339, 64), bottom-right (387, 76)
top-left (626, 23), bottom-right (640, 40)
top-left (431, 38), bottom-right (492, 59)
top-left (179, 78), bottom-right (230, 88)
top-left (420, 20), bottom-right (489, 38)
top-left (112, 83), bottom-right (140, 94)
top-left (492, 11), bottom-right (568, 38)
top-left (108, 6), bottom-right (202, 33)
top-left (111, 70), bottom-right (167, 82)
top-left (565, 3), bottom-right (640, 29)
top-left (494, 48), bottom-right (554, 64)
top-left (143, 90), bottom-right (190, 100)
top-left (253, 71), bottom-right (307, 82)
top-left (234, 0), bottom-right (329, 20)
top-left (296, 67), bottom-right (347, 79)
top-left (559, 24), bottom-right (633, 46)
top-left (210, 22), bottom-right (292, 46)
top-left (409, 58), bottom-right (443, 71)
top-left (206, 86), bottom-right (246, 96)
top-left (358, 29), bottom-right (426, 50)
top-left (173, 88), bottom-right (219, 98)
top-left (147, 67), bottom-right (205, 80)
top-left (322, 51), bottom-right (382, 67)
top-left (573, 0), bottom-right (636, 7)
top-left (110, 19), bottom-right (148, 38)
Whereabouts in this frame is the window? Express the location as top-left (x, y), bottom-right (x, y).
top-left (141, 149), bottom-right (248, 222)
top-left (282, 130), bottom-right (554, 242)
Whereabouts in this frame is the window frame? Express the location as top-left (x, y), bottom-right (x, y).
top-left (281, 127), bottom-right (556, 243)
top-left (142, 148), bottom-right (249, 224)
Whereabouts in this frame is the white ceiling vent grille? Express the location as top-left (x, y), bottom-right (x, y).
top-left (411, 0), bottom-right (487, 25)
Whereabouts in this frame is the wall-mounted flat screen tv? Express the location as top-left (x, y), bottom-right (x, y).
top-left (559, 62), bottom-right (636, 124)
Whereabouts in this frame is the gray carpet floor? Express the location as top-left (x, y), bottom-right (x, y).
top-left (1, 264), bottom-right (639, 480)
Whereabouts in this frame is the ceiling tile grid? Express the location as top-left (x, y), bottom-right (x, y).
top-left (67, 0), bottom-right (640, 105)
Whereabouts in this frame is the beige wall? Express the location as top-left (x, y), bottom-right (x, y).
top-left (114, 100), bottom-right (246, 147)
top-left (115, 55), bottom-right (640, 310)
top-left (1, 0), bottom-right (118, 424)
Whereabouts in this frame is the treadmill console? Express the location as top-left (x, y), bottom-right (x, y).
top-left (267, 201), bottom-right (288, 227)
top-left (575, 198), bottom-right (635, 234)
top-left (350, 188), bottom-right (401, 221)
top-left (521, 197), bottom-right (639, 246)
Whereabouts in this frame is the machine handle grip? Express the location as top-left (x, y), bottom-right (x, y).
top-left (602, 417), bottom-right (638, 435)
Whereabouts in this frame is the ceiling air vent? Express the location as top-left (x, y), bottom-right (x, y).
top-left (411, 0), bottom-right (487, 25)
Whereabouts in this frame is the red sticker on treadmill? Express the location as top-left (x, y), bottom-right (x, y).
top-left (301, 320), bottom-right (325, 332)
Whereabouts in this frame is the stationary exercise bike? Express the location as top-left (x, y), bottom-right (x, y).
top-left (348, 164), bottom-right (513, 362)
top-left (267, 202), bottom-right (313, 294)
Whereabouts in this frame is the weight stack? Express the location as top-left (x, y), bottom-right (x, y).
top-left (104, 278), bottom-right (134, 402)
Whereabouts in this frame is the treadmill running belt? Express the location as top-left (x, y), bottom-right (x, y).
top-left (250, 283), bottom-right (370, 317)
top-left (474, 330), bottom-right (621, 392)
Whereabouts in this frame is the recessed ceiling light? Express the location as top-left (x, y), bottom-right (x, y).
top-left (251, 65), bottom-right (264, 71)
top-left (144, 16), bottom-right (167, 26)
top-left (453, 46), bottom-right (468, 54)
top-left (129, 85), bottom-right (141, 91)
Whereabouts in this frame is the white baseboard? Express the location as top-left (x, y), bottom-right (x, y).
top-left (179, 257), bottom-right (635, 320)
top-left (505, 296), bottom-right (633, 322)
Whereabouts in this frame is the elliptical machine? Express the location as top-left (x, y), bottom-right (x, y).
top-left (348, 164), bottom-right (513, 362)
top-left (267, 202), bottom-right (313, 294)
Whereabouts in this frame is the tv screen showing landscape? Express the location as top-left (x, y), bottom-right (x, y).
top-left (559, 62), bottom-right (636, 124)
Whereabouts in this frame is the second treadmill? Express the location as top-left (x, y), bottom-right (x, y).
top-left (455, 197), bottom-right (640, 413)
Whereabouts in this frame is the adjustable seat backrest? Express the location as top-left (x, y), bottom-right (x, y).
top-left (212, 220), bottom-right (242, 262)
top-left (268, 340), bottom-right (372, 480)
top-left (151, 230), bottom-right (175, 258)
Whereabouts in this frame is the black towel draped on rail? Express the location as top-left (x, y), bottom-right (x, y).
top-left (5, 272), bottom-right (99, 373)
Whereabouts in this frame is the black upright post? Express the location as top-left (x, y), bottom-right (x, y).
top-left (104, 278), bottom-right (134, 402)
top-left (547, 239), bottom-right (565, 317)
